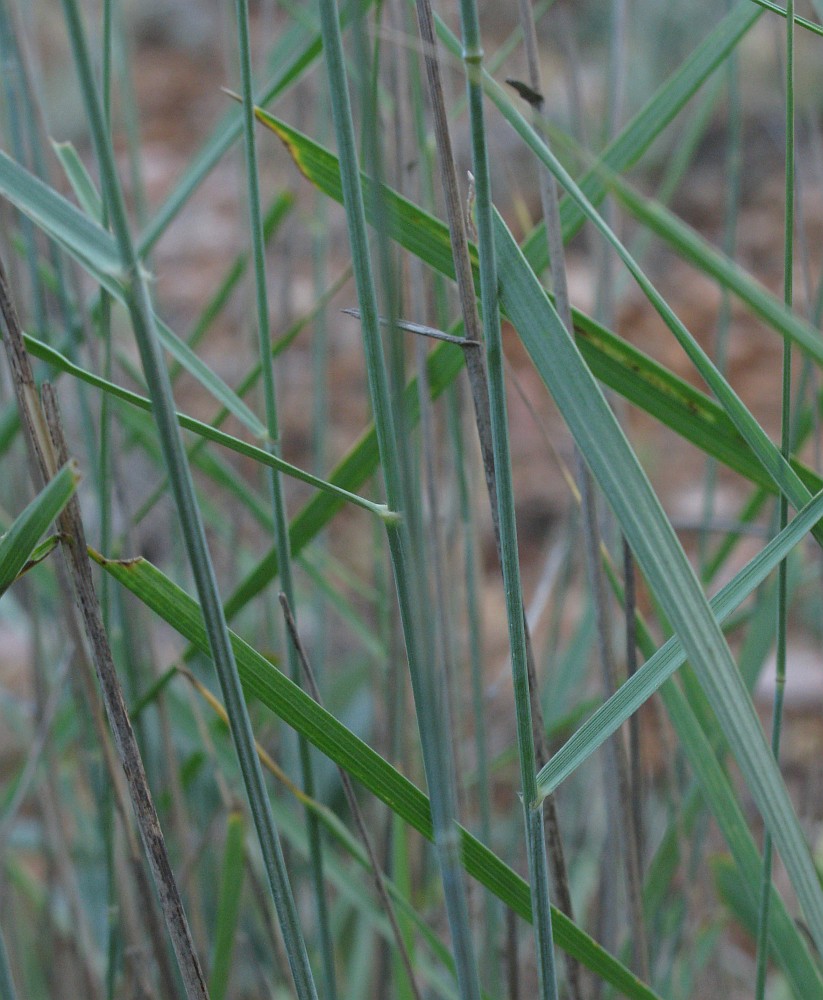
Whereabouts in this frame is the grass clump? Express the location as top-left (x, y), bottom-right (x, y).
top-left (1, 2), bottom-right (823, 998)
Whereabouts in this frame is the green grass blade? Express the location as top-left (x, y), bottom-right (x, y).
top-left (253, 112), bottom-right (823, 509)
top-left (538, 487), bottom-right (823, 795)
top-left (0, 149), bottom-right (123, 279)
top-left (457, 0), bottom-right (557, 987)
top-left (51, 139), bottom-right (103, 223)
top-left (492, 211), bottom-right (823, 957)
top-left (22, 334), bottom-right (391, 520)
top-left (233, 0), bottom-right (336, 988)
top-left (0, 160), bottom-right (268, 439)
top-left (230, 113), bottom-right (823, 619)
top-left (0, 460), bottom-right (79, 596)
top-left (92, 548), bottom-right (662, 1000)
top-left (208, 811), bottom-right (246, 1000)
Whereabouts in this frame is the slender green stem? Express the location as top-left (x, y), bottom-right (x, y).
top-left (457, 0), bottom-right (557, 995)
top-left (58, 2), bottom-right (317, 996)
top-left (700, 18), bottom-right (741, 572)
top-left (313, 0), bottom-right (482, 996)
top-left (232, 3), bottom-right (335, 993)
top-left (755, 3), bottom-right (794, 994)
top-left (448, 379), bottom-right (499, 992)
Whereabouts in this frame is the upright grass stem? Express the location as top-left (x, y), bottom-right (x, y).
top-left (57, 1), bottom-right (317, 996)
top-left (543, 0), bottom-right (648, 974)
top-left (507, 2), bottom-right (593, 994)
top-left (313, 1), bottom-right (482, 996)
top-left (755, 3), bottom-right (794, 994)
top-left (232, 2), bottom-right (336, 994)
top-left (456, 0), bottom-right (558, 995)
top-left (406, 6), bottom-right (570, 991)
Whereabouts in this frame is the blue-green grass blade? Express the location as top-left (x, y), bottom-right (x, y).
top-left (537, 487), bottom-right (823, 795)
top-left (433, 1), bottom-right (763, 254)
top-left (0, 149), bottom-right (123, 279)
top-left (136, 0), bottom-right (375, 256)
top-left (0, 157), bottom-right (267, 438)
top-left (492, 211), bottom-right (823, 956)
top-left (748, 0), bottom-right (823, 35)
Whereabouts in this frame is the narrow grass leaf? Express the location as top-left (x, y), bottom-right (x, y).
top-left (51, 139), bottom-right (103, 224)
top-left (0, 149), bottom-right (123, 279)
top-left (492, 213), bottom-right (823, 956)
top-left (25, 333), bottom-right (390, 519)
top-left (93, 549), bottom-right (661, 1000)
top-left (538, 487), bottom-right (823, 794)
top-left (208, 811), bottom-right (245, 1000)
top-left (0, 460), bottom-right (79, 596)
top-left (254, 114), bottom-right (823, 508)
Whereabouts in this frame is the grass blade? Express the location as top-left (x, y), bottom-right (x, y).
top-left (22, 333), bottom-right (392, 520)
top-left (208, 811), bottom-right (246, 1000)
top-left (537, 486), bottom-right (823, 794)
top-left (0, 148), bottom-right (122, 279)
top-left (0, 459), bottom-right (79, 596)
top-left (492, 211), bottom-right (823, 957)
top-left (58, 0), bottom-right (317, 992)
top-left (93, 548), bottom-right (662, 1000)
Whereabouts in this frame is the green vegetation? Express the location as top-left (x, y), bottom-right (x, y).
top-left (1, 1), bottom-right (822, 996)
